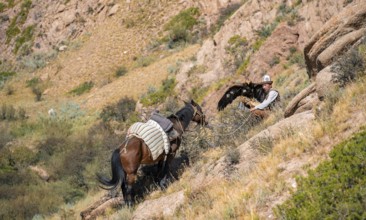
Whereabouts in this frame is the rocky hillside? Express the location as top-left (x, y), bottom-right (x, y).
top-left (1, 0), bottom-right (366, 219)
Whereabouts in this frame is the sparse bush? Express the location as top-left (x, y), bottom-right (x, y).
top-left (0, 104), bottom-right (16, 121)
top-left (115, 66), bottom-right (128, 77)
top-left (32, 86), bottom-right (43, 101)
top-left (210, 3), bottom-right (243, 34)
top-left (226, 35), bottom-right (249, 68)
top-left (163, 97), bottom-right (179, 114)
top-left (287, 51), bottom-right (305, 68)
top-left (5, 85), bottom-right (14, 95)
top-left (276, 129), bottom-right (366, 219)
top-left (124, 18), bottom-right (135, 28)
top-left (332, 44), bottom-right (365, 87)
top-left (226, 148), bottom-right (240, 165)
top-left (181, 128), bottom-right (211, 163)
top-left (250, 135), bottom-right (274, 155)
top-left (134, 55), bottom-right (156, 67)
top-left (189, 86), bottom-right (209, 103)
top-left (26, 76), bottom-right (40, 88)
top-left (17, 107), bottom-right (26, 120)
top-left (20, 50), bottom-right (58, 71)
top-left (317, 88), bottom-right (343, 119)
top-left (68, 81), bottom-right (94, 96)
top-left (59, 102), bottom-right (85, 119)
top-left (0, 123), bottom-right (13, 149)
top-left (187, 65), bottom-right (206, 77)
top-left (269, 56), bottom-right (280, 67)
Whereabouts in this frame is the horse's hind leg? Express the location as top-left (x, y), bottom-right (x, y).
top-left (125, 173), bottom-right (137, 207)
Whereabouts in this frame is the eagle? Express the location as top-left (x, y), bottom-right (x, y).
top-left (217, 82), bottom-right (265, 111)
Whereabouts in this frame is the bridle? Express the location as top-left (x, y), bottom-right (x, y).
top-left (191, 104), bottom-right (206, 126)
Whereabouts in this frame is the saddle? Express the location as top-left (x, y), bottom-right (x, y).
top-left (150, 111), bottom-right (180, 141)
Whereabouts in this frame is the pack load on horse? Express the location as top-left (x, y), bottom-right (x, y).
top-left (97, 100), bottom-right (208, 206)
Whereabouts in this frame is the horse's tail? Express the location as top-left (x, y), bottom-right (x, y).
top-left (97, 148), bottom-right (125, 190)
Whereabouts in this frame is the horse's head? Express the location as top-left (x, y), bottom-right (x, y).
top-left (186, 100), bottom-right (208, 126)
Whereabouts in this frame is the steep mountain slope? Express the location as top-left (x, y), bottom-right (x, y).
top-left (1, 0), bottom-right (366, 219)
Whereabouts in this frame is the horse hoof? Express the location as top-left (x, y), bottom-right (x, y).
top-left (125, 200), bottom-right (134, 207)
top-left (159, 181), bottom-right (168, 190)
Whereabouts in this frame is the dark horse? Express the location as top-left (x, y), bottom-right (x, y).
top-left (97, 100), bottom-right (207, 206)
top-left (217, 82), bottom-right (266, 111)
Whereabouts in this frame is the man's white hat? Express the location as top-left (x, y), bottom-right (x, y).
top-left (260, 74), bottom-right (273, 85)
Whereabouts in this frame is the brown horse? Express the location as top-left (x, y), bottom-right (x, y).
top-left (97, 100), bottom-right (207, 206)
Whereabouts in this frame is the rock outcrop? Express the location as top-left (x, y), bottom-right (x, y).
top-left (285, 1), bottom-right (366, 117)
top-left (304, 2), bottom-right (366, 78)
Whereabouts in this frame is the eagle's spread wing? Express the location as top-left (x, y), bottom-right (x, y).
top-left (217, 84), bottom-right (248, 111)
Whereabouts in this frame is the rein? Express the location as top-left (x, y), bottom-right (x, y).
top-left (215, 114), bottom-right (252, 137)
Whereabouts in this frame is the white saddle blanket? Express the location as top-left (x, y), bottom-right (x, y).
top-left (127, 120), bottom-right (170, 160)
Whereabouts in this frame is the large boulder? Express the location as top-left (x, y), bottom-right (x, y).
top-left (284, 83), bottom-right (318, 118)
top-left (304, 2), bottom-right (366, 78)
top-left (315, 65), bottom-right (338, 100)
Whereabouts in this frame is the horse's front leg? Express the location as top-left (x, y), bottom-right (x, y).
top-left (159, 152), bottom-right (175, 189)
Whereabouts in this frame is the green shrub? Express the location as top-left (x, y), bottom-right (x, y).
top-left (5, 0), bottom-right (32, 44)
top-left (275, 129), bottom-right (366, 219)
top-left (6, 19), bottom-right (20, 44)
top-left (14, 25), bottom-right (34, 53)
top-left (256, 23), bottom-right (277, 38)
top-left (26, 77), bottom-right (40, 88)
top-left (164, 7), bottom-right (200, 33)
top-left (253, 38), bottom-right (264, 51)
top-left (0, 3), bottom-right (6, 13)
top-left (115, 66), bottom-right (128, 77)
top-left (0, 71), bottom-right (16, 88)
top-left (100, 96), bottom-right (136, 122)
top-left (68, 81), bottom-right (94, 96)
top-left (163, 7), bottom-right (200, 46)
top-left (140, 77), bottom-right (176, 106)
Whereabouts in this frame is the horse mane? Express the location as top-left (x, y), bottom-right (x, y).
top-left (168, 104), bottom-right (194, 128)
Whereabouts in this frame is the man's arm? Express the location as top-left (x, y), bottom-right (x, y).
top-left (253, 90), bottom-right (278, 110)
